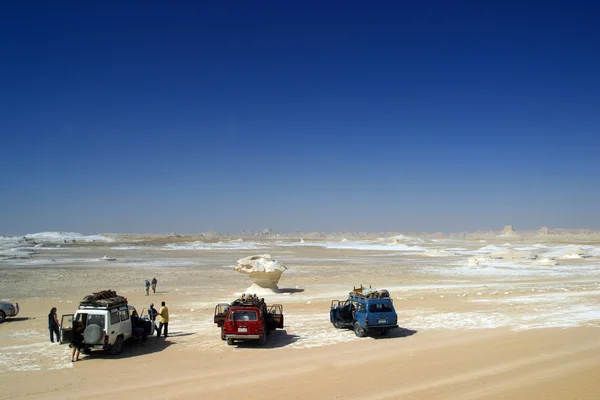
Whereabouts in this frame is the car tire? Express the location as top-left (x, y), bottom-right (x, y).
top-left (0, 310), bottom-right (6, 323)
top-left (333, 319), bottom-right (345, 329)
top-left (110, 336), bottom-right (124, 355)
top-left (226, 338), bottom-right (234, 346)
top-left (258, 332), bottom-right (266, 345)
top-left (354, 322), bottom-right (366, 338)
top-left (220, 327), bottom-right (225, 340)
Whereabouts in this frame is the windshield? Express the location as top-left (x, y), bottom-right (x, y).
top-left (369, 303), bottom-right (394, 313)
top-left (230, 310), bottom-right (258, 321)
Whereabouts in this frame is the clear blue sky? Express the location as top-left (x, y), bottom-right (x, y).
top-left (1, 1), bottom-right (599, 234)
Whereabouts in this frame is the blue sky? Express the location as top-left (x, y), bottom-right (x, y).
top-left (1, 1), bottom-right (599, 234)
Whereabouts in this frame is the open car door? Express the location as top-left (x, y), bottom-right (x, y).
top-left (59, 314), bottom-right (74, 344)
top-left (268, 305), bottom-right (284, 329)
top-left (214, 303), bottom-right (229, 327)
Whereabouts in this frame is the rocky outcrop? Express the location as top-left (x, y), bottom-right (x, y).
top-left (234, 254), bottom-right (287, 293)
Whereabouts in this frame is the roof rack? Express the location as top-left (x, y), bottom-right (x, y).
top-left (231, 293), bottom-right (266, 307)
top-left (349, 285), bottom-right (390, 299)
top-left (79, 290), bottom-right (128, 309)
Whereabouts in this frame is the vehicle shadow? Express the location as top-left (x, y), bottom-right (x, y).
top-left (164, 331), bottom-right (195, 338)
top-left (230, 329), bottom-right (300, 349)
top-left (3, 317), bottom-right (31, 323)
top-left (277, 288), bottom-right (305, 294)
top-left (376, 327), bottom-right (418, 339)
top-left (83, 337), bottom-right (174, 360)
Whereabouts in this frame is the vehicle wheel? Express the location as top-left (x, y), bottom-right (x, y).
top-left (226, 338), bottom-right (234, 346)
top-left (82, 348), bottom-right (92, 355)
top-left (110, 336), bottom-right (124, 355)
top-left (0, 311), bottom-right (6, 323)
top-left (333, 319), bottom-right (345, 329)
top-left (220, 327), bottom-right (225, 340)
top-left (258, 332), bottom-right (266, 345)
top-left (354, 322), bottom-right (366, 338)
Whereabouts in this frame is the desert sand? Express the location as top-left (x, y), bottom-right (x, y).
top-left (1, 231), bottom-right (599, 399)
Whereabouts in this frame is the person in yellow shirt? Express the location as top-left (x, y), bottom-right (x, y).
top-left (157, 301), bottom-right (169, 338)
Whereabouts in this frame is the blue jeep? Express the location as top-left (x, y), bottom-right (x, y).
top-left (330, 286), bottom-right (398, 337)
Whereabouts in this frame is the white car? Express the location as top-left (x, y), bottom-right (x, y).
top-left (0, 301), bottom-right (19, 323)
top-left (61, 302), bottom-right (134, 355)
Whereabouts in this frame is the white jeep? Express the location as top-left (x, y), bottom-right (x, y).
top-left (61, 303), bottom-right (135, 355)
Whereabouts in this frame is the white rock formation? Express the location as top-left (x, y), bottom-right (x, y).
top-left (532, 258), bottom-right (558, 266)
top-left (559, 247), bottom-right (586, 259)
top-left (234, 254), bottom-right (287, 293)
top-left (538, 226), bottom-right (550, 235)
top-left (423, 249), bottom-right (457, 257)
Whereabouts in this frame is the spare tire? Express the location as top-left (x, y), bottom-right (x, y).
top-left (83, 324), bottom-right (104, 344)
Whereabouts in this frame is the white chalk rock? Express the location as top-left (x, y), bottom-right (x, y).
top-left (423, 249), bottom-right (456, 257)
top-left (235, 254), bottom-right (287, 293)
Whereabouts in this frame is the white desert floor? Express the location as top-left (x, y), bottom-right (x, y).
top-left (1, 234), bottom-right (599, 399)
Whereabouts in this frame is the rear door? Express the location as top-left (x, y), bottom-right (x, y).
top-left (60, 314), bottom-right (74, 344)
top-left (226, 308), bottom-right (260, 335)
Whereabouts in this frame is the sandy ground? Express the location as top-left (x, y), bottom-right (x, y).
top-left (1, 235), bottom-right (599, 399)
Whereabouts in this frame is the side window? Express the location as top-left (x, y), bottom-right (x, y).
top-left (119, 309), bottom-right (130, 321)
top-left (110, 311), bottom-right (120, 325)
top-left (357, 303), bottom-right (366, 313)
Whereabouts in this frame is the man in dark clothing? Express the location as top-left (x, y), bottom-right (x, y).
top-left (151, 277), bottom-right (158, 293)
top-left (131, 310), bottom-right (147, 342)
top-left (48, 307), bottom-right (60, 343)
top-left (148, 303), bottom-right (158, 334)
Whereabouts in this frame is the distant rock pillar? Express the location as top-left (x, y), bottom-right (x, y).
top-left (503, 225), bottom-right (515, 234)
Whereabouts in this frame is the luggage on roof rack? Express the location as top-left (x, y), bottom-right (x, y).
top-left (79, 290), bottom-right (128, 308)
top-left (350, 285), bottom-right (390, 299)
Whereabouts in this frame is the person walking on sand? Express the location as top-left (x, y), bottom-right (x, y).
top-left (157, 301), bottom-right (169, 338)
top-left (145, 279), bottom-right (150, 296)
top-left (48, 307), bottom-right (60, 343)
top-left (151, 277), bottom-right (158, 294)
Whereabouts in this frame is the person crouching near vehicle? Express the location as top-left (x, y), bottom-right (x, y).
top-left (157, 301), bottom-right (169, 338)
top-left (70, 321), bottom-right (85, 362)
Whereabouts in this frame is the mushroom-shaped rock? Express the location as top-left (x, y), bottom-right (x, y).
top-left (234, 254), bottom-right (287, 293)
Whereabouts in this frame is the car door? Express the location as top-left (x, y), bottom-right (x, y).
top-left (60, 314), bottom-right (74, 344)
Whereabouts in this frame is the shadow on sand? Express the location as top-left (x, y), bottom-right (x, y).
top-left (3, 317), bottom-right (32, 323)
top-left (82, 336), bottom-right (174, 361)
top-left (164, 331), bottom-right (195, 338)
top-left (228, 329), bottom-right (300, 349)
top-left (277, 288), bottom-right (305, 294)
top-left (377, 327), bottom-right (418, 339)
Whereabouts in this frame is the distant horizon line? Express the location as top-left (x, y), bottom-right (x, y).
top-left (4, 227), bottom-right (599, 237)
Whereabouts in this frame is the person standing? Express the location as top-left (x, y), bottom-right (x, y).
top-left (144, 279), bottom-right (150, 296)
top-left (48, 307), bottom-right (60, 343)
top-left (157, 301), bottom-right (169, 338)
top-left (151, 277), bottom-right (158, 294)
top-left (70, 320), bottom-right (84, 362)
top-left (148, 303), bottom-right (158, 334)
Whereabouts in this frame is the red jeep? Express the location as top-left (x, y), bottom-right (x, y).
top-left (214, 296), bottom-right (283, 346)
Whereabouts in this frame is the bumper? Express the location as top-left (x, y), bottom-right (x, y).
top-left (13, 303), bottom-right (19, 317)
top-left (225, 334), bottom-right (261, 340)
top-left (366, 324), bottom-right (398, 330)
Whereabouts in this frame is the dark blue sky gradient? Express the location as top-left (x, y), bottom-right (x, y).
top-left (1, 1), bottom-right (599, 234)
